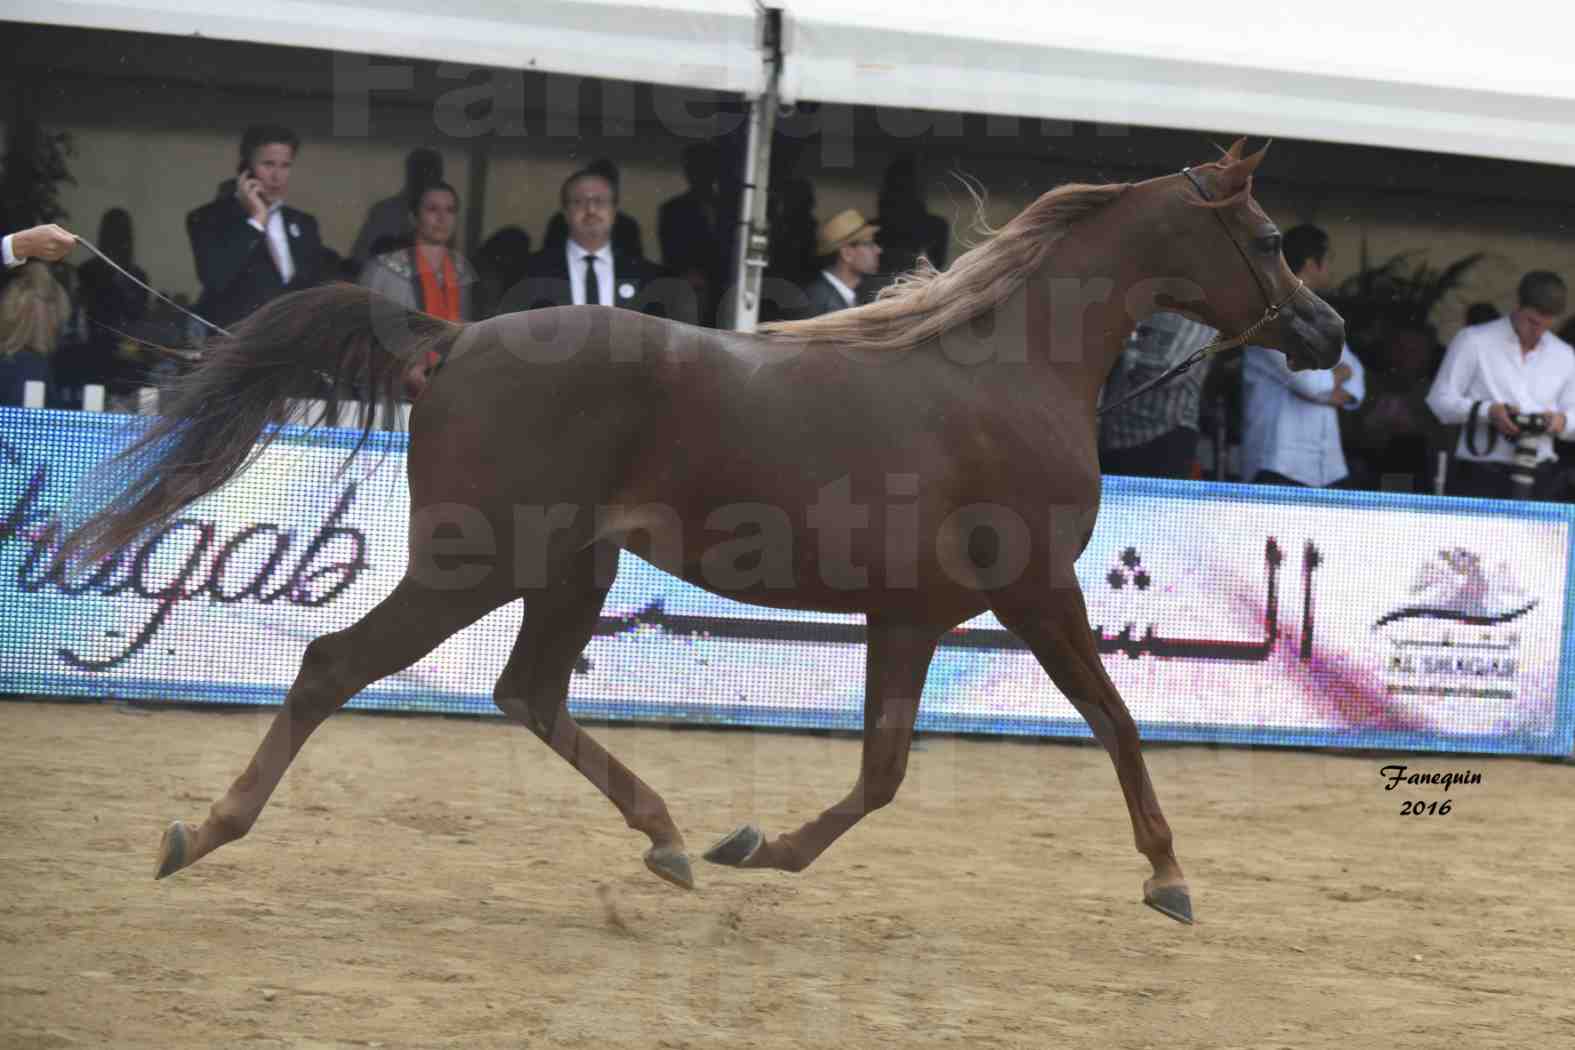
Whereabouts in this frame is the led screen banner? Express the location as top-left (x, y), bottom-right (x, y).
top-left (3, 406), bottom-right (1573, 755)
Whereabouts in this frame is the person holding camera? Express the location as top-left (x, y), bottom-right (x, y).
top-left (186, 124), bottom-right (324, 332)
top-left (1426, 270), bottom-right (1575, 500)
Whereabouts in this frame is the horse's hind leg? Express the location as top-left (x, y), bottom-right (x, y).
top-left (492, 544), bottom-right (692, 889)
top-left (989, 585), bottom-right (1192, 924)
top-left (705, 616), bottom-right (948, 874)
top-left (155, 576), bottom-right (509, 879)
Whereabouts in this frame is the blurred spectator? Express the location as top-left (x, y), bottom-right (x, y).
top-left (801, 209), bottom-right (881, 318)
top-left (351, 148), bottom-right (444, 266)
top-left (1464, 301), bottom-right (1501, 327)
top-left (475, 225), bottom-right (533, 319)
top-left (760, 177), bottom-right (819, 323)
top-left (1099, 312), bottom-right (1220, 478)
top-left (1342, 322), bottom-right (1447, 491)
top-left (55, 208), bottom-right (150, 400)
top-left (767, 177), bottom-right (817, 287)
top-left (658, 142), bottom-right (726, 326)
top-left (186, 124), bottom-right (324, 331)
top-left (360, 182), bottom-right (476, 321)
top-left (541, 158), bottom-right (644, 261)
top-left (1242, 224), bottom-right (1366, 487)
top-left (1426, 270), bottom-right (1575, 500)
top-left (870, 154), bottom-right (949, 296)
top-left (511, 169), bottom-right (690, 322)
top-left (0, 261), bottom-right (70, 405)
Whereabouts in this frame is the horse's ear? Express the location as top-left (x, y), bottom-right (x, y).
top-left (1223, 137), bottom-right (1247, 161)
top-left (1216, 141), bottom-right (1269, 195)
top-left (1244, 140), bottom-right (1272, 170)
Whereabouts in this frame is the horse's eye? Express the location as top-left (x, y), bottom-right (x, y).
top-left (1258, 234), bottom-right (1282, 255)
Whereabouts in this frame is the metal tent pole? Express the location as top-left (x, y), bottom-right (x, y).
top-left (722, 5), bottom-right (782, 332)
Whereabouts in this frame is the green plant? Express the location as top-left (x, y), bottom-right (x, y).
top-left (0, 120), bottom-right (75, 231)
top-left (1325, 237), bottom-right (1490, 362)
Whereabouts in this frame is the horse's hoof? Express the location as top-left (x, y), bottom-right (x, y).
top-left (643, 845), bottom-right (695, 891)
top-left (703, 824), bottom-right (763, 867)
top-left (155, 821), bottom-right (195, 880)
top-left (1143, 884), bottom-right (1195, 925)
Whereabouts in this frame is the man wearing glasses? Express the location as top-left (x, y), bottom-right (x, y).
top-left (801, 209), bottom-right (882, 318)
top-left (513, 168), bottom-right (687, 321)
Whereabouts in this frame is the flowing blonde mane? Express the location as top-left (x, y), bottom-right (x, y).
top-left (760, 181), bottom-right (1132, 353)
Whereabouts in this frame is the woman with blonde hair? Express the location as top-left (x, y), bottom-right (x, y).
top-left (0, 261), bottom-right (71, 406)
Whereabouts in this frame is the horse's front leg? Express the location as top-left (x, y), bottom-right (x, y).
top-left (989, 582), bottom-right (1191, 924)
top-left (492, 547), bottom-right (692, 889)
top-left (705, 616), bottom-right (946, 874)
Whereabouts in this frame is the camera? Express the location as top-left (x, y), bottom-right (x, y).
top-left (1509, 412), bottom-right (1551, 496)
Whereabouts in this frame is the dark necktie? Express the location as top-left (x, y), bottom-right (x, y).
top-left (583, 254), bottom-right (601, 306)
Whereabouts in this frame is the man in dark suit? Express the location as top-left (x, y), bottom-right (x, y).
top-left (801, 209), bottom-right (881, 318)
top-left (186, 124), bottom-right (324, 332)
top-left (508, 168), bottom-right (694, 324)
top-left (538, 158), bottom-right (645, 261)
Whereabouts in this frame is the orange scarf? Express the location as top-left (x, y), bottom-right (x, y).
top-left (414, 248), bottom-right (461, 322)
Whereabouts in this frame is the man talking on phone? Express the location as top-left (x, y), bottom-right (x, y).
top-left (186, 124), bottom-right (324, 332)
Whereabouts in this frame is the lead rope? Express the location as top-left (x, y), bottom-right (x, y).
top-left (71, 237), bottom-right (347, 395)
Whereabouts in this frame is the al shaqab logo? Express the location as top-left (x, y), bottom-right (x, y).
top-left (1374, 547), bottom-right (1538, 629)
top-left (1377, 547), bottom-right (1537, 702)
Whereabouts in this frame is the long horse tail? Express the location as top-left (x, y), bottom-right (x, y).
top-left (55, 282), bottom-right (462, 568)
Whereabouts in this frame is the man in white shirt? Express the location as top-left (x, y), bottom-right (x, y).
top-left (512, 169), bottom-right (677, 318)
top-left (1241, 224), bottom-right (1365, 487)
top-left (1426, 270), bottom-right (1575, 500)
top-left (801, 209), bottom-right (882, 318)
top-left (564, 171), bottom-right (617, 307)
top-left (2, 224), bottom-right (76, 270)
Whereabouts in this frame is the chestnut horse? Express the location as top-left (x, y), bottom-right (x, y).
top-left (59, 140), bottom-right (1342, 925)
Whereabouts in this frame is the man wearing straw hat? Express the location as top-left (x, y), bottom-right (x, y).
top-left (801, 208), bottom-right (882, 317)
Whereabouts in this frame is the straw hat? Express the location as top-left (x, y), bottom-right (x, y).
top-left (815, 209), bottom-right (879, 256)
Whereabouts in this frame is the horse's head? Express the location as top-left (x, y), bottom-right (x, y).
top-left (1152, 140), bottom-right (1344, 371)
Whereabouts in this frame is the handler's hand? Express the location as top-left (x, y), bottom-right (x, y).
top-left (14, 224), bottom-right (76, 263)
top-left (1489, 402), bottom-right (1521, 438)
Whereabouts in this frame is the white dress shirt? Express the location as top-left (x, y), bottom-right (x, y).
top-left (246, 201), bottom-right (295, 284)
top-left (819, 269), bottom-right (857, 308)
top-left (567, 240), bottom-right (614, 306)
top-left (1425, 316), bottom-right (1575, 466)
top-left (2, 233), bottom-right (21, 270)
top-left (1242, 344), bottom-right (1366, 486)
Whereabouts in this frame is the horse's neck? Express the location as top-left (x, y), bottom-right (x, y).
top-left (1007, 227), bottom-right (1150, 407)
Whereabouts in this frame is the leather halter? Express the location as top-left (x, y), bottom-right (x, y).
top-left (1096, 167), bottom-right (1306, 418)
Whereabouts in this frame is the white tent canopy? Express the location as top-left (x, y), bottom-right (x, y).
top-left (15, 0), bottom-right (1575, 166)
top-left (778, 0), bottom-right (1575, 169)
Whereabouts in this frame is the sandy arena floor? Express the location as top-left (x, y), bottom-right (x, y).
top-left (1, 698), bottom-right (1572, 1049)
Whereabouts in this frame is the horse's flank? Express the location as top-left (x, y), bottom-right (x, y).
top-left (758, 181), bottom-right (1132, 354)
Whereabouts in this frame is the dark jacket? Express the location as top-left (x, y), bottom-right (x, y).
top-left (186, 192), bottom-right (324, 331)
top-left (801, 272), bottom-right (854, 319)
top-left (504, 246), bottom-right (696, 324)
